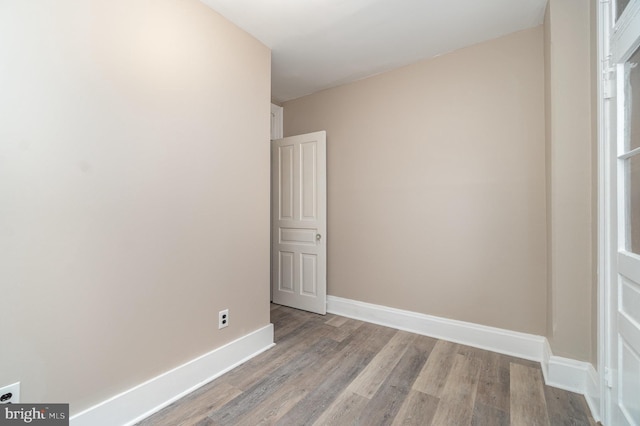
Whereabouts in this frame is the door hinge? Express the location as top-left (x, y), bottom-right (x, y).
top-left (603, 57), bottom-right (616, 100)
top-left (605, 367), bottom-right (613, 388)
top-left (604, 82), bottom-right (614, 99)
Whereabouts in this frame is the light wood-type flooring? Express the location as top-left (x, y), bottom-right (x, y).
top-left (139, 304), bottom-right (597, 426)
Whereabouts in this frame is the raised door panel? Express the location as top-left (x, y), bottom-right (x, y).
top-left (300, 254), bottom-right (317, 296)
top-left (279, 145), bottom-right (294, 221)
top-left (300, 142), bottom-right (317, 221)
top-left (278, 251), bottom-right (294, 293)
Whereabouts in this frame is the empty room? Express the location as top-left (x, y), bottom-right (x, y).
top-left (1, 0), bottom-right (638, 425)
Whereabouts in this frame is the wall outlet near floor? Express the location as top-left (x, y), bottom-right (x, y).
top-left (218, 309), bottom-right (229, 329)
top-left (0, 382), bottom-right (20, 404)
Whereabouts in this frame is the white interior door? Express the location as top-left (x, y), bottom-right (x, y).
top-left (605, 1), bottom-right (640, 424)
top-left (271, 131), bottom-right (326, 314)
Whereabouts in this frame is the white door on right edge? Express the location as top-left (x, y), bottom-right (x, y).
top-left (609, 1), bottom-right (640, 424)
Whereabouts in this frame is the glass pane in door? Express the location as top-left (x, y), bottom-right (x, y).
top-left (617, 0), bottom-right (631, 21)
top-left (628, 154), bottom-right (640, 254)
top-left (625, 44), bottom-right (640, 255)
top-left (627, 46), bottom-right (640, 151)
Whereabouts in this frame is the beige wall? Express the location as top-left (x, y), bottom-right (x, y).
top-left (284, 28), bottom-right (547, 335)
top-left (544, 0), bottom-right (596, 363)
top-left (0, 0), bottom-right (271, 414)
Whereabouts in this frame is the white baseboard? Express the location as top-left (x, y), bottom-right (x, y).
top-left (327, 296), bottom-right (546, 361)
top-left (584, 364), bottom-right (601, 422)
top-left (70, 324), bottom-right (274, 426)
top-left (327, 295), bottom-right (600, 422)
top-left (541, 342), bottom-right (601, 422)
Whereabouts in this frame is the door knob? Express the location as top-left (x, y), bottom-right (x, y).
top-left (316, 234), bottom-right (321, 241)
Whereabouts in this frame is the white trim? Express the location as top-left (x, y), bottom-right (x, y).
top-left (327, 296), bottom-right (600, 421)
top-left (596, 2), bottom-right (615, 423)
top-left (585, 364), bottom-right (602, 423)
top-left (70, 324), bottom-right (274, 426)
top-left (327, 296), bottom-right (545, 361)
top-left (270, 103), bottom-right (283, 140)
top-left (618, 145), bottom-right (640, 159)
top-left (541, 342), bottom-right (601, 421)
top-left (598, 0), bottom-right (615, 424)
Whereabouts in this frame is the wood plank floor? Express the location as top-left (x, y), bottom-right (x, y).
top-left (139, 304), bottom-right (597, 426)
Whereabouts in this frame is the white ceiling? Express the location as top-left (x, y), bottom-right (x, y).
top-left (200, 0), bottom-right (547, 103)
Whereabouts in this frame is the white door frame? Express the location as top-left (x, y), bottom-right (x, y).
top-left (271, 104), bottom-right (283, 140)
top-left (270, 103), bottom-right (284, 302)
top-left (597, 1), bottom-right (613, 422)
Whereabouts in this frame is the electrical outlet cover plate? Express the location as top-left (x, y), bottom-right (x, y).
top-left (0, 382), bottom-right (20, 404)
top-left (218, 309), bottom-right (229, 329)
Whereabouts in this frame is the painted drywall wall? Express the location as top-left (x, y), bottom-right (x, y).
top-left (0, 0), bottom-right (271, 414)
top-left (283, 28), bottom-right (547, 336)
top-left (544, 0), bottom-right (596, 363)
